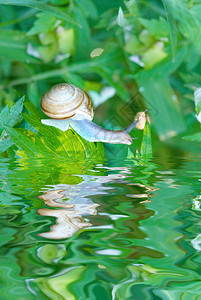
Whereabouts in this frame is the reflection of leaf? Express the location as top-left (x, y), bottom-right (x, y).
top-left (35, 266), bottom-right (86, 299)
top-left (39, 244), bottom-right (65, 264)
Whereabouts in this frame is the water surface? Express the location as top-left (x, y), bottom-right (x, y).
top-left (0, 157), bottom-right (201, 299)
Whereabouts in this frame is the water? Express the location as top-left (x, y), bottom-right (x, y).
top-left (1, 157), bottom-right (201, 299)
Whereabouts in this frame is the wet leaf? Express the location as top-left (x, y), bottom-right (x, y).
top-left (0, 138), bottom-right (13, 152)
top-left (0, 97), bottom-right (24, 153)
top-left (3, 126), bottom-right (40, 157)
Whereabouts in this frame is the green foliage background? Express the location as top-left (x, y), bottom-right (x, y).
top-left (0, 0), bottom-right (200, 158)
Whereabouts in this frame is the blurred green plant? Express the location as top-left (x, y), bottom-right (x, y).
top-left (0, 0), bottom-right (200, 143)
top-left (183, 88), bottom-right (201, 143)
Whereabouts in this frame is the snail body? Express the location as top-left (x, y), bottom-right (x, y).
top-left (41, 83), bottom-right (146, 145)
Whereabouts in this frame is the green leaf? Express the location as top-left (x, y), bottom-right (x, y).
top-left (0, 0), bottom-right (78, 26)
top-left (93, 0), bottom-right (125, 13)
top-left (49, 0), bottom-right (68, 5)
top-left (142, 44), bottom-right (168, 69)
top-left (24, 100), bottom-right (43, 120)
top-left (72, 6), bottom-right (92, 60)
top-left (136, 76), bottom-right (186, 140)
top-left (0, 97), bottom-right (24, 152)
top-left (136, 46), bottom-right (188, 79)
top-left (19, 101), bottom-right (105, 159)
top-left (0, 29), bottom-right (39, 62)
top-left (0, 105), bottom-right (9, 129)
top-left (0, 137), bottom-right (13, 153)
top-left (95, 67), bottom-right (129, 101)
top-left (7, 96), bottom-right (24, 126)
top-left (58, 28), bottom-right (74, 54)
top-left (0, 97), bottom-right (24, 129)
top-left (194, 88), bottom-right (201, 114)
top-left (22, 113), bottom-right (69, 156)
top-left (188, 0), bottom-right (194, 9)
top-left (27, 82), bottom-right (39, 107)
top-left (162, 0), bottom-right (177, 59)
top-left (139, 17), bottom-right (169, 38)
top-left (27, 12), bottom-right (57, 35)
top-left (183, 132), bottom-right (201, 142)
top-left (140, 121), bottom-right (152, 158)
top-left (38, 43), bottom-right (58, 63)
top-left (74, 0), bottom-right (98, 19)
top-left (117, 7), bottom-right (127, 27)
top-left (34, 134), bottom-right (58, 158)
top-left (3, 125), bottom-right (40, 157)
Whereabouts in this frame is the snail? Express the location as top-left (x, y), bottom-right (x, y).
top-left (41, 83), bottom-right (147, 145)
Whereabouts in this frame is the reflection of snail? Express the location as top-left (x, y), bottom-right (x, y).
top-left (37, 186), bottom-right (99, 239)
top-left (37, 173), bottom-right (127, 239)
top-left (41, 83), bottom-right (147, 145)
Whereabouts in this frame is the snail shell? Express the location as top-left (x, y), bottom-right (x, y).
top-left (41, 83), bottom-right (94, 120)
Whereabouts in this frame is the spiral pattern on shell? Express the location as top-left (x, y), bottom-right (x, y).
top-left (41, 83), bottom-right (94, 120)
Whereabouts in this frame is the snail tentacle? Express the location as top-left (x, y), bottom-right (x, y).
top-left (124, 109), bottom-right (147, 133)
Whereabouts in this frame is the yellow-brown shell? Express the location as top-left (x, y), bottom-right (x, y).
top-left (41, 83), bottom-right (94, 120)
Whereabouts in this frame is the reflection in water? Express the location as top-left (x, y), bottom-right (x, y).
top-left (3, 158), bottom-right (201, 299)
top-left (38, 204), bottom-right (98, 239)
top-left (192, 194), bottom-right (201, 211)
top-left (37, 174), bottom-right (126, 239)
top-left (37, 186), bottom-right (99, 239)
